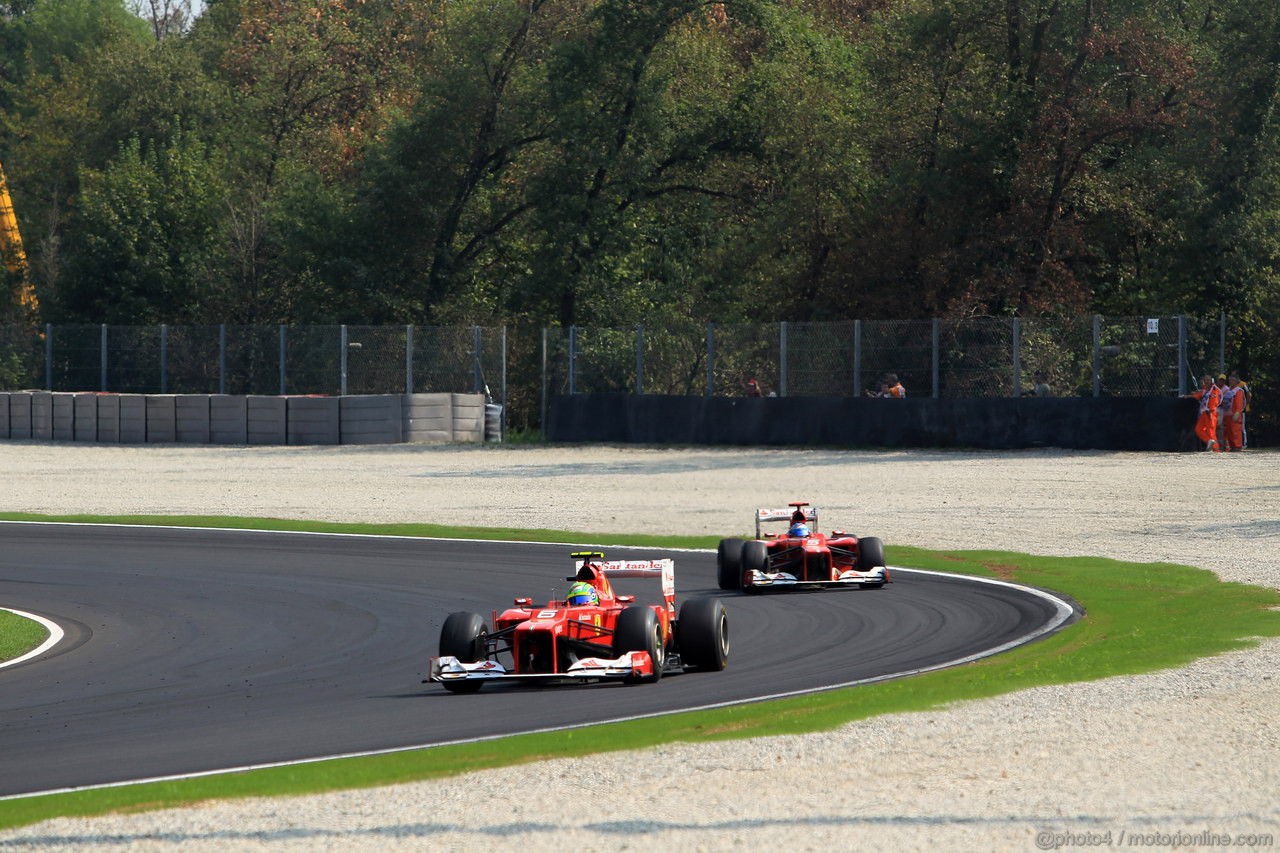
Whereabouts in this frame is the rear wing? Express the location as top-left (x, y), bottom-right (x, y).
top-left (570, 552), bottom-right (675, 601)
top-left (756, 504), bottom-right (818, 537)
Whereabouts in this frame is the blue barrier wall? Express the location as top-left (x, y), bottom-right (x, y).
top-left (547, 394), bottom-right (1201, 451)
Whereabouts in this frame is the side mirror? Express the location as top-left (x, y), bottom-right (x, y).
top-left (617, 595), bottom-right (635, 603)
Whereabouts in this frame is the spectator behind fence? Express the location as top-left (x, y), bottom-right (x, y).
top-left (745, 378), bottom-right (763, 398)
top-left (880, 374), bottom-right (906, 398)
top-left (1022, 371), bottom-right (1052, 397)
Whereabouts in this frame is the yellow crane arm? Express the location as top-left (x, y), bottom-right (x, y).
top-left (0, 159), bottom-right (38, 312)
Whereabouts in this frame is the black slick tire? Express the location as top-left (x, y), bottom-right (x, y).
top-left (613, 606), bottom-right (664, 683)
top-left (717, 538), bottom-right (744, 591)
top-left (741, 540), bottom-right (770, 594)
top-left (678, 597), bottom-right (729, 671)
top-left (438, 611), bottom-right (487, 693)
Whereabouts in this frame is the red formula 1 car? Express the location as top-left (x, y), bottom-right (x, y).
top-left (428, 551), bottom-right (729, 692)
top-left (716, 502), bottom-right (890, 593)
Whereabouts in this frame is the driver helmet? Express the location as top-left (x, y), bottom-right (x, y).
top-left (566, 581), bottom-right (599, 606)
top-left (788, 522), bottom-right (810, 538)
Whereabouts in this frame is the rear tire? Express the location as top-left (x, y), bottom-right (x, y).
top-left (613, 606), bottom-right (664, 683)
top-left (717, 538), bottom-right (744, 591)
top-left (678, 598), bottom-right (729, 671)
top-left (741, 540), bottom-right (769, 593)
top-left (439, 611), bottom-right (487, 693)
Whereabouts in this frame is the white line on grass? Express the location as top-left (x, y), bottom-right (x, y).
top-left (0, 608), bottom-right (65, 670)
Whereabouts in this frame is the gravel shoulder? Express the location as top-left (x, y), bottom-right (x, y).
top-left (1, 443), bottom-right (1278, 851)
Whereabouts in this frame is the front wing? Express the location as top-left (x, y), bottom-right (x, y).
top-left (429, 650), bottom-right (655, 685)
top-left (745, 565), bottom-right (890, 590)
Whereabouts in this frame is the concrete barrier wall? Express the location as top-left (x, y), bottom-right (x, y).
top-left (52, 393), bottom-right (74, 441)
top-left (31, 392), bottom-right (52, 440)
top-left (210, 396), bottom-right (247, 444)
top-left (403, 392), bottom-right (453, 443)
top-left (73, 393), bottom-right (97, 442)
top-left (176, 396), bottom-right (211, 444)
top-left (0, 391), bottom-right (488, 446)
top-left (340, 395), bottom-right (402, 445)
top-left (97, 395), bottom-right (120, 443)
top-left (145, 395), bottom-right (177, 443)
top-left (247, 396), bottom-right (287, 445)
top-left (9, 392), bottom-right (31, 439)
top-left (119, 395), bottom-right (146, 443)
top-left (287, 397), bottom-right (340, 445)
top-left (452, 393), bottom-right (485, 443)
top-left (547, 393), bottom-right (1202, 452)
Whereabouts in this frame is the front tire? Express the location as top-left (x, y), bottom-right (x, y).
top-left (717, 538), bottom-right (744, 591)
top-left (741, 540), bottom-right (770, 593)
top-left (438, 611), bottom-right (487, 693)
top-left (613, 606), bottom-right (664, 683)
top-left (858, 536), bottom-right (886, 570)
top-left (678, 598), bottom-right (729, 671)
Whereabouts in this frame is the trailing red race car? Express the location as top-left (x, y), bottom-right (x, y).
top-left (717, 502), bottom-right (890, 593)
top-left (428, 551), bottom-right (729, 692)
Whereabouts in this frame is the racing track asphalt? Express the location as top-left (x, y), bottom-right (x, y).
top-left (0, 523), bottom-right (1071, 798)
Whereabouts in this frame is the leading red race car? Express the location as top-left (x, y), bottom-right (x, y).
top-left (717, 502), bottom-right (890, 592)
top-left (428, 551), bottom-right (729, 692)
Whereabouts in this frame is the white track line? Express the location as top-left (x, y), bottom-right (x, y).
top-left (0, 521), bottom-right (1076, 801)
top-left (0, 607), bottom-right (65, 670)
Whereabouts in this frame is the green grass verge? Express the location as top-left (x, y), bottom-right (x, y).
top-left (0, 609), bottom-right (48, 664)
top-left (2, 512), bottom-right (1279, 831)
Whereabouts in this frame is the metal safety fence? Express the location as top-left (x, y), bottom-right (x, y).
top-left (0, 324), bottom-right (506, 401)
top-left (0, 315), bottom-right (1233, 432)
top-left (543, 315), bottom-right (1229, 403)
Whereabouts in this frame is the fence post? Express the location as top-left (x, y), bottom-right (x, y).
top-left (1219, 311), bottom-right (1226, 375)
top-left (853, 320), bottom-right (862, 397)
top-left (279, 324), bottom-right (287, 396)
top-left (1177, 316), bottom-right (1187, 396)
top-left (1012, 318), bottom-right (1021, 398)
top-left (219, 324), bottom-right (227, 395)
top-left (779, 322), bottom-right (788, 398)
top-left (931, 318), bottom-right (940, 399)
top-left (569, 325), bottom-right (577, 395)
top-left (45, 323), bottom-right (52, 390)
top-left (706, 323), bottom-right (716, 397)
top-left (100, 324), bottom-right (108, 392)
top-left (540, 327), bottom-right (548, 435)
top-left (160, 324), bottom-right (168, 393)
top-left (635, 324), bottom-right (644, 395)
top-left (1092, 314), bottom-right (1101, 397)
top-left (472, 325), bottom-right (483, 394)
top-left (405, 324), bottom-right (414, 394)
top-left (500, 326), bottom-right (507, 437)
top-left (340, 324), bottom-right (348, 396)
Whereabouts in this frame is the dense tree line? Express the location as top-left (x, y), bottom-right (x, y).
top-left (0, 0), bottom-right (1276, 430)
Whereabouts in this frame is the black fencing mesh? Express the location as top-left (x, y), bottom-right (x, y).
top-left (0, 323), bottom-right (44, 389)
top-left (0, 324), bottom-right (506, 399)
top-left (0, 316), bottom-right (1234, 430)
top-left (712, 323), bottom-right (779, 397)
top-left (860, 320), bottom-right (934, 398)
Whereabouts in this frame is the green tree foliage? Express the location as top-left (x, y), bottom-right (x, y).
top-left (65, 126), bottom-right (224, 322)
top-left (0, 0), bottom-right (1275, 432)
